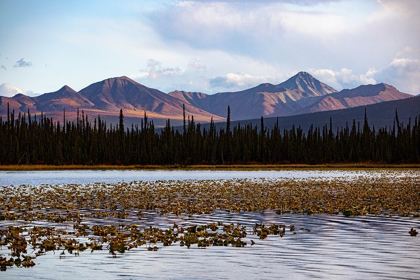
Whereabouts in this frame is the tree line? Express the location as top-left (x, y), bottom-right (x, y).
top-left (0, 104), bottom-right (419, 165)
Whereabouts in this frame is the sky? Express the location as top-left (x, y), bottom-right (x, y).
top-left (0, 0), bottom-right (419, 97)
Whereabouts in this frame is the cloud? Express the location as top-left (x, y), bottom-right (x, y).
top-left (131, 55), bottom-right (276, 93)
top-left (147, 1), bottom-right (356, 56)
top-left (0, 0), bottom-right (417, 100)
top-left (310, 68), bottom-right (376, 90)
top-left (144, 0), bottom-right (420, 78)
top-left (374, 57), bottom-right (420, 95)
top-left (13, 58), bottom-right (32, 68)
top-left (0, 65), bottom-right (6, 70)
top-left (396, 47), bottom-right (414, 57)
top-left (209, 73), bottom-right (274, 90)
top-left (130, 71), bottom-right (150, 80)
top-left (309, 47), bottom-right (420, 95)
top-left (0, 83), bottom-right (23, 97)
top-left (130, 59), bottom-right (184, 80)
top-left (188, 59), bottom-right (206, 72)
top-left (144, 59), bottom-right (183, 79)
top-left (130, 58), bottom-right (211, 93)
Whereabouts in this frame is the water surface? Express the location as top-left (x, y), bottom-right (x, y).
top-left (1, 169), bottom-right (419, 279)
top-left (0, 169), bottom-right (413, 187)
top-left (2, 212), bottom-right (419, 280)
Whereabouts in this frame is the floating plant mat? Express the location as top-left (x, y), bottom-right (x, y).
top-left (0, 174), bottom-right (419, 275)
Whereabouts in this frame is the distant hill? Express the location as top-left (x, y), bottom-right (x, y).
top-left (218, 95), bottom-right (420, 133)
top-left (278, 71), bottom-right (337, 96)
top-left (0, 72), bottom-right (413, 127)
top-left (0, 77), bottom-right (224, 123)
top-left (0, 94), bottom-right (37, 114)
top-left (169, 71), bottom-right (339, 120)
top-left (169, 72), bottom-right (411, 121)
top-left (35, 85), bottom-right (94, 112)
top-left (78, 76), bottom-right (223, 122)
top-left (295, 83), bottom-right (411, 115)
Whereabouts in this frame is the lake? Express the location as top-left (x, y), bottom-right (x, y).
top-left (1, 169), bottom-right (419, 279)
top-left (0, 169), bottom-right (414, 187)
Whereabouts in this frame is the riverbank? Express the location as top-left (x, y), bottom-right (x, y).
top-left (1, 163), bottom-right (420, 171)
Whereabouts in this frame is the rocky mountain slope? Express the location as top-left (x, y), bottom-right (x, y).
top-left (169, 71), bottom-right (339, 120)
top-left (0, 77), bottom-right (224, 123)
top-left (196, 95), bottom-right (420, 133)
top-left (295, 83), bottom-right (411, 115)
top-left (169, 72), bottom-right (410, 121)
top-left (0, 72), bottom-right (412, 126)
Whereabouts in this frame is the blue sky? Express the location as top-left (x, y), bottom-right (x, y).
top-left (0, 0), bottom-right (419, 97)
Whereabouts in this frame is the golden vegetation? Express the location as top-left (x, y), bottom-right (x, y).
top-left (0, 173), bottom-right (419, 270)
top-left (2, 176), bottom-right (417, 217)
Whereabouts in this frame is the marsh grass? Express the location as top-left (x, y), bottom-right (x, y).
top-left (1, 172), bottom-right (419, 271)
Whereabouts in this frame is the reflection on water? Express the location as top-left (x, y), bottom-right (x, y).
top-left (1, 170), bottom-right (419, 279)
top-left (0, 169), bottom-right (415, 187)
top-left (2, 212), bottom-right (420, 280)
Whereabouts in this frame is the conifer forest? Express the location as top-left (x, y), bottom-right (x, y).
top-left (1, 105), bottom-right (419, 165)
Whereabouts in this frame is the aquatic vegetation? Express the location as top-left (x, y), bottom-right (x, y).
top-left (0, 172), bottom-right (419, 270)
top-left (2, 174), bottom-right (419, 219)
top-left (0, 221), bottom-right (309, 270)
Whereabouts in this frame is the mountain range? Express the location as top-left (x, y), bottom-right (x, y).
top-left (0, 72), bottom-right (413, 127)
top-left (223, 94), bottom-right (420, 133)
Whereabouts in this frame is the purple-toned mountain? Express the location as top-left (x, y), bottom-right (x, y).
top-left (78, 76), bottom-right (221, 121)
top-left (169, 72), bottom-right (410, 121)
top-left (223, 95), bottom-right (420, 133)
top-left (0, 72), bottom-right (413, 126)
top-left (169, 72), bottom-right (338, 120)
top-left (278, 71), bottom-right (337, 96)
top-left (0, 93), bottom-right (37, 114)
top-left (34, 85), bottom-right (94, 112)
top-left (295, 83), bottom-right (411, 115)
top-left (0, 77), bottom-right (224, 123)
top-left (170, 84), bottom-right (310, 120)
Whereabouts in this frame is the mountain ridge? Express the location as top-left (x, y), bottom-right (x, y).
top-left (278, 71), bottom-right (337, 96)
top-left (34, 85), bottom-right (94, 112)
top-left (295, 83), bottom-right (411, 115)
top-left (0, 72), bottom-right (413, 126)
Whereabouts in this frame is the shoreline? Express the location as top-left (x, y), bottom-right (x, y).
top-left (1, 163), bottom-right (420, 171)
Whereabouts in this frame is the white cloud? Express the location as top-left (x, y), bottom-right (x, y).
top-left (2, 0), bottom-right (418, 97)
top-left (25, 91), bottom-right (38, 97)
top-left (0, 83), bottom-right (23, 97)
top-left (130, 59), bottom-right (185, 82)
top-left (360, 68), bottom-right (378, 85)
top-left (309, 47), bottom-right (420, 95)
top-left (144, 59), bottom-right (183, 79)
top-left (130, 71), bottom-right (150, 80)
top-left (396, 47), bottom-right (414, 57)
top-left (144, 0), bottom-right (420, 77)
top-left (310, 68), bottom-right (376, 90)
top-left (188, 59), bottom-right (206, 72)
top-left (209, 73), bottom-right (274, 90)
top-left (149, 1), bottom-right (350, 51)
top-left (130, 58), bottom-right (209, 93)
top-left (374, 57), bottom-right (420, 95)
